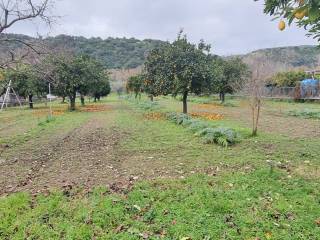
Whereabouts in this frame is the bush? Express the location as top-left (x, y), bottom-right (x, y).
top-left (166, 112), bottom-right (190, 125)
top-left (199, 127), bottom-right (239, 147)
top-left (188, 121), bottom-right (210, 133)
top-left (166, 112), bottom-right (240, 147)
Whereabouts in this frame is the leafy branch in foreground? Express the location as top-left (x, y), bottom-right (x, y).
top-left (257, 0), bottom-right (320, 41)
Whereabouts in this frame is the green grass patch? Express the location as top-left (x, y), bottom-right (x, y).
top-left (1, 96), bottom-right (320, 239)
top-left (287, 109), bottom-right (320, 119)
top-left (1, 169), bottom-right (319, 239)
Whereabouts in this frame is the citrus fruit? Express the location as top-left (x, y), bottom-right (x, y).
top-left (278, 20), bottom-right (286, 31)
top-left (294, 9), bottom-right (305, 19)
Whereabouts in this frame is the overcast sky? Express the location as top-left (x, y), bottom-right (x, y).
top-left (7, 0), bottom-right (318, 55)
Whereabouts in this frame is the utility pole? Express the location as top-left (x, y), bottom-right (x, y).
top-left (48, 82), bottom-right (53, 118)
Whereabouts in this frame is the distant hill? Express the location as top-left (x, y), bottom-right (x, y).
top-left (0, 33), bottom-right (164, 69)
top-left (236, 45), bottom-right (320, 78)
top-left (1, 33), bottom-right (320, 76)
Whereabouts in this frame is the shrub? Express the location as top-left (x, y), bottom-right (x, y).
top-left (166, 112), bottom-right (240, 147)
top-left (188, 121), bottom-right (209, 133)
top-left (181, 118), bottom-right (193, 127)
top-left (200, 127), bottom-right (239, 147)
top-left (166, 112), bottom-right (190, 125)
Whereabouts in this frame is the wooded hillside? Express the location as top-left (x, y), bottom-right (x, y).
top-left (1, 33), bottom-right (320, 73)
top-left (0, 33), bottom-right (164, 69)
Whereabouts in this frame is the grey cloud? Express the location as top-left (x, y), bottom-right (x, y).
top-left (7, 0), bottom-right (317, 55)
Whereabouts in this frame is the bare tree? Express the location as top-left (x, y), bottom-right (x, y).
top-left (241, 68), bottom-right (267, 137)
top-left (0, 0), bottom-right (55, 68)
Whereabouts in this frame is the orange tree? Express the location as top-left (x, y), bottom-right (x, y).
top-left (51, 55), bottom-right (108, 110)
top-left (258, 0), bottom-right (320, 39)
top-left (126, 74), bottom-right (144, 99)
top-left (143, 44), bottom-right (172, 102)
top-left (213, 57), bottom-right (249, 103)
top-left (269, 70), bottom-right (310, 87)
top-left (89, 72), bottom-right (111, 102)
top-left (144, 31), bottom-right (214, 114)
top-left (5, 64), bottom-right (48, 109)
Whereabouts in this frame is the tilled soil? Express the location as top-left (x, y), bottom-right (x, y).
top-left (0, 104), bottom-right (207, 197)
top-left (0, 113), bottom-right (132, 196)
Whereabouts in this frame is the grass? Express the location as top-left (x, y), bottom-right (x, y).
top-left (0, 105), bottom-right (92, 150)
top-left (0, 94), bottom-right (320, 239)
top-left (287, 109), bottom-right (320, 119)
top-left (1, 170), bottom-right (319, 239)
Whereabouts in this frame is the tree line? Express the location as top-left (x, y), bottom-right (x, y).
top-left (127, 31), bottom-right (249, 114)
top-left (0, 33), bottom-right (164, 69)
top-left (2, 54), bottom-right (111, 110)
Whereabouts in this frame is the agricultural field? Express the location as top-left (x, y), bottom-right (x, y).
top-left (0, 95), bottom-right (319, 239)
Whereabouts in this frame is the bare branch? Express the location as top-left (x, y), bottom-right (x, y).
top-left (0, 0), bottom-right (55, 34)
top-left (0, 0), bottom-right (56, 68)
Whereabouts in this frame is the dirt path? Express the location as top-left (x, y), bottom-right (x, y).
top-left (0, 106), bottom-right (133, 196)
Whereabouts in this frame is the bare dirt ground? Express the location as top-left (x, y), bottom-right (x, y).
top-left (191, 101), bottom-right (320, 139)
top-left (0, 103), bottom-right (194, 196)
top-left (1, 99), bottom-right (319, 196)
top-left (0, 107), bottom-right (136, 196)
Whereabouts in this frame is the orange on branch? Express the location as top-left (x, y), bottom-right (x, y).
top-left (294, 9), bottom-right (306, 19)
top-left (278, 20), bottom-right (286, 31)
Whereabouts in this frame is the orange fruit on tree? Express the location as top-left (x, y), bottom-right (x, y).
top-left (278, 20), bottom-right (286, 31)
top-left (294, 9), bottom-right (306, 19)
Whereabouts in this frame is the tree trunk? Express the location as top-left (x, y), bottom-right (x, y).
top-left (61, 96), bottom-right (65, 103)
top-left (80, 95), bottom-right (85, 106)
top-left (252, 128), bottom-right (257, 137)
top-left (220, 92), bottom-right (225, 103)
top-left (182, 92), bottom-right (188, 114)
top-left (251, 100), bottom-right (261, 137)
top-left (149, 95), bottom-right (154, 102)
top-left (97, 96), bottom-right (101, 101)
top-left (69, 94), bottom-right (76, 111)
top-left (253, 101), bottom-right (261, 136)
top-left (28, 94), bottom-right (33, 109)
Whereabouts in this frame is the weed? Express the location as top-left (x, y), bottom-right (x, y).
top-left (38, 116), bottom-right (56, 126)
top-left (287, 109), bottom-right (320, 119)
